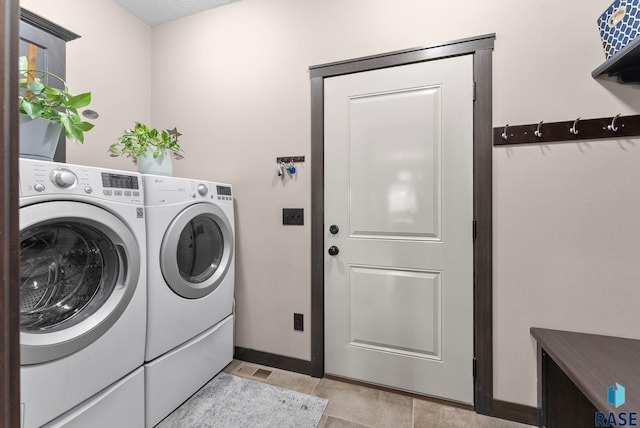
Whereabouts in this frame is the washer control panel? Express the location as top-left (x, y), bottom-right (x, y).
top-left (20, 158), bottom-right (143, 204)
top-left (51, 168), bottom-right (77, 189)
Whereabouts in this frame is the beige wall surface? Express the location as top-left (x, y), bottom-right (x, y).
top-left (20, 0), bottom-right (640, 409)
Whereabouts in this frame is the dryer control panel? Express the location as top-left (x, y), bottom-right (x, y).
top-left (143, 174), bottom-right (232, 206)
top-left (19, 158), bottom-right (144, 205)
top-left (215, 185), bottom-right (233, 202)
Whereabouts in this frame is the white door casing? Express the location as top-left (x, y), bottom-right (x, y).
top-left (324, 55), bottom-right (474, 403)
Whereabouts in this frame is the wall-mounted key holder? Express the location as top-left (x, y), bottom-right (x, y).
top-left (276, 156), bottom-right (305, 163)
top-left (494, 114), bottom-right (640, 146)
top-left (276, 156), bottom-right (305, 177)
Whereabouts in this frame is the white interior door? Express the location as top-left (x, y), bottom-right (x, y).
top-left (324, 55), bottom-right (474, 404)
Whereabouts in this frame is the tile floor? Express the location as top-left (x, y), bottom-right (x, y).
top-left (222, 360), bottom-right (534, 428)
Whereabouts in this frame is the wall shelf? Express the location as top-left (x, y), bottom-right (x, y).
top-left (592, 36), bottom-right (640, 83)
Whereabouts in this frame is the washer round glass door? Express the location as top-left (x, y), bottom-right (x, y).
top-left (19, 201), bottom-right (140, 365)
top-left (160, 203), bottom-right (233, 299)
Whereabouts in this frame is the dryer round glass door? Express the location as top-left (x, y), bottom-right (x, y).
top-left (19, 201), bottom-right (141, 365)
top-left (160, 203), bottom-right (234, 299)
top-left (176, 215), bottom-right (223, 283)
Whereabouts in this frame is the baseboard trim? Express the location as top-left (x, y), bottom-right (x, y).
top-left (234, 347), bottom-right (313, 377)
top-left (492, 399), bottom-right (538, 426)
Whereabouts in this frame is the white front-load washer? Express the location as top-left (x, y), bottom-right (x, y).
top-left (142, 174), bottom-right (235, 427)
top-left (19, 158), bottom-right (146, 428)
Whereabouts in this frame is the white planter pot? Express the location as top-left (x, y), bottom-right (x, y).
top-left (137, 147), bottom-right (173, 176)
top-left (19, 116), bottom-right (62, 161)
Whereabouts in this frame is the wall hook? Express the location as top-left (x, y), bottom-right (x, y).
top-left (570, 117), bottom-right (580, 135)
top-left (608, 113), bottom-right (621, 132)
top-left (534, 121), bottom-right (543, 138)
top-left (501, 124), bottom-right (509, 140)
top-left (494, 114), bottom-right (640, 146)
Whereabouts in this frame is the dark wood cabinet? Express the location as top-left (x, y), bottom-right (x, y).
top-left (19, 8), bottom-right (79, 162)
top-left (531, 328), bottom-right (640, 427)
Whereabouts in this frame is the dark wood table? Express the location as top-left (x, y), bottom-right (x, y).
top-left (530, 327), bottom-right (640, 427)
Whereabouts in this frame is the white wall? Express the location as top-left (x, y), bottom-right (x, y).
top-left (20, 0), bottom-right (640, 409)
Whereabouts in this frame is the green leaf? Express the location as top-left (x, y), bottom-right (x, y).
top-left (21, 100), bottom-right (43, 118)
top-left (42, 86), bottom-right (62, 98)
top-left (18, 56), bottom-right (27, 72)
top-left (58, 114), bottom-right (70, 134)
top-left (66, 92), bottom-right (91, 109)
top-left (67, 121), bottom-right (84, 142)
top-left (26, 81), bottom-right (45, 95)
top-left (20, 100), bottom-right (35, 117)
top-left (76, 121), bottom-right (94, 132)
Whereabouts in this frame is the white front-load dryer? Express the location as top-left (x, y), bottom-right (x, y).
top-left (142, 174), bottom-right (235, 427)
top-left (19, 159), bottom-right (146, 428)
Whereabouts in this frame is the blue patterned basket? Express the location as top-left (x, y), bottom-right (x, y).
top-left (597, 0), bottom-right (640, 59)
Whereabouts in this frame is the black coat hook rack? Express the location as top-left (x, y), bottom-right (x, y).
top-left (493, 114), bottom-right (640, 146)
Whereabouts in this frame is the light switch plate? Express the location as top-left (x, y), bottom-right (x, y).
top-left (283, 208), bottom-right (304, 225)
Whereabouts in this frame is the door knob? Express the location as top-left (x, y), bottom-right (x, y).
top-left (329, 225), bottom-right (339, 235)
top-left (328, 246), bottom-right (339, 256)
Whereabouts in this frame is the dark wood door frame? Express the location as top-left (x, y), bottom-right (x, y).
top-left (1, 0), bottom-right (21, 426)
top-left (309, 34), bottom-right (495, 415)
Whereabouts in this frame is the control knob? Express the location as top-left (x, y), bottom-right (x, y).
top-left (197, 184), bottom-right (208, 196)
top-left (51, 168), bottom-right (77, 188)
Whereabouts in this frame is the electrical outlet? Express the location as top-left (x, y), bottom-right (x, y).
top-left (283, 208), bottom-right (304, 225)
top-left (294, 313), bottom-right (304, 331)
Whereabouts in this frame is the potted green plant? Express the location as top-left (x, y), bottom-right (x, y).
top-left (18, 56), bottom-right (94, 160)
top-left (109, 122), bottom-right (184, 176)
